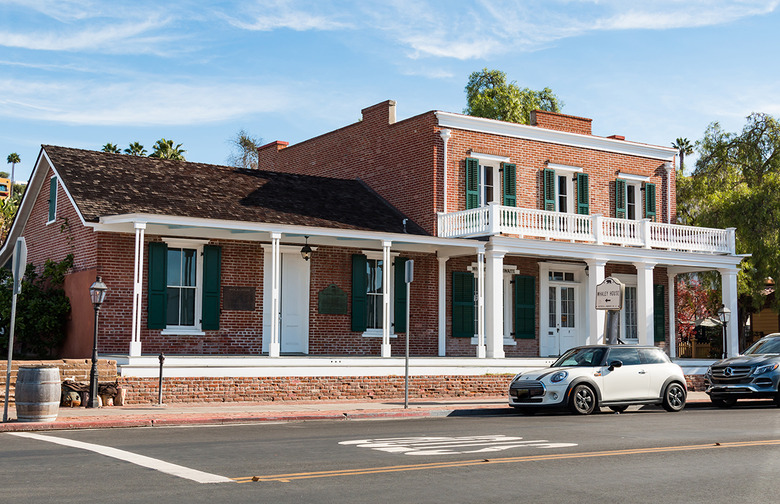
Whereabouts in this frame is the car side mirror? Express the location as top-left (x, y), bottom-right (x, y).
top-left (608, 360), bottom-right (623, 371)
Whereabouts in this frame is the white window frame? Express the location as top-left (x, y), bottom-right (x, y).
top-left (470, 152), bottom-right (509, 207)
top-left (617, 172), bottom-right (651, 221)
top-left (547, 163), bottom-right (583, 214)
top-left (613, 273), bottom-right (639, 343)
top-left (467, 263), bottom-right (518, 346)
top-left (47, 175), bottom-right (57, 225)
top-left (361, 250), bottom-right (399, 339)
top-left (161, 238), bottom-right (207, 336)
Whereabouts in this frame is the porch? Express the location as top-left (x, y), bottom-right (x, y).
top-left (437, 203), bottom-right (736, 255)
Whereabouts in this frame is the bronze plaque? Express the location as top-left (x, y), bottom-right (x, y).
top-left (223, 286), bottom-right (256, 311)
top-left (318, 284), bottom-right (347, 315)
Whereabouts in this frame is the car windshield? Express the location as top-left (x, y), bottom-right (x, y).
top-left (552, 347), bottom-right (606, 367)
top-left (744, 337), bottom-right (780, 356)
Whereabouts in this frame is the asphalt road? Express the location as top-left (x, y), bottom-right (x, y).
top-left (2, 403), bottom-right (780, 504)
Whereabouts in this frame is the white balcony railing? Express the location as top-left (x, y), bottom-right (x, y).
top-left (437, 203), bottom-right (736, 255)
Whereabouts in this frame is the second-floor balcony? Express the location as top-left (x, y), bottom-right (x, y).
top-left (437, 203), bottom-right (736, 255)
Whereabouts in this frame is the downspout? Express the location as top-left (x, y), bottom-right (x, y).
top-left (440, 129), bottom-right (451, 214)
top-left (664, 161), bottom-right (673, 223)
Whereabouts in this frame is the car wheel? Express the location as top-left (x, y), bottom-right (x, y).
top-left (711, 397), bottom-right (737, 408)
top-left (662, 383), bottom-right (686, 412)
top-left (569, 384), bottom-right (597, 415)
top-left (608, 405), bottom-right (628, 413)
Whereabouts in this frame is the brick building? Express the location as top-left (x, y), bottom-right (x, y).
top-left (0, 100), bottom-right (743, 402)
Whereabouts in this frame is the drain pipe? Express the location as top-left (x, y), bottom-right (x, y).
top-left (440, 129), bottom-right (451, 214)
top-left (664, 162), bottom-right (673, 223)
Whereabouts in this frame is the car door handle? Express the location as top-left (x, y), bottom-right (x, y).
top-left (638, 370), bottom-right (647, 374)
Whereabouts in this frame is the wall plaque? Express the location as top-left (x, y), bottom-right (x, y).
top-left (318, 284), bottom-right (348, 315)
top-left (223, 286), bottom-right (256, 311)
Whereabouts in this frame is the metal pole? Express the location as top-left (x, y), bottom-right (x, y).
top-left (2, 292), bottom-right (18, 422)
top-left (404, 282), bottom-right (410, 409)
top-left (158, 353), bottom-right (165, 405)
top-left (87, 305), bottom-right (100, 408)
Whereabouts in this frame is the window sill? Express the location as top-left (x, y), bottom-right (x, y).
top-left (470, 337), bottom-right (517, 346)
top-left (161, 328), bottom-right (205, 336)
top-left (362, 329), bottom-right (397, 338)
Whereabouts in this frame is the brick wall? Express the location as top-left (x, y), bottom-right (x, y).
top-left (530, 110), bottom-right (593, 135)
top-left (0, 359), bottom-right (117, 405)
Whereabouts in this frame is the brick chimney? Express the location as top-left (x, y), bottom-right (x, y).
top-left (361, 100), bottom-right (396, 125)
top-left (257, 141), bottom-right (288, 171)
top-left (530, 110), bottom-right (592, 135)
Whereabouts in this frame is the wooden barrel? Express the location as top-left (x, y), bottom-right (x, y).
top-left (15, 366), bottom-right (61, 422)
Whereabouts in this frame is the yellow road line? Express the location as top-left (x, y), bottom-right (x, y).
top-left (232, 439), bottom-right (780, 483)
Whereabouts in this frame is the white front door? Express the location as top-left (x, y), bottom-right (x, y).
top-left (542, 285), bottom-right (578, 356)
top-left (280, 252), bottom-right (309, 354)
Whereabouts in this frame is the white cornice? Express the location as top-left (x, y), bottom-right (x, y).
top-left (435, 111), bottom-right (676, 161)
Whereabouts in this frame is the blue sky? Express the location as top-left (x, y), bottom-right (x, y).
top-left (2, 0), bottom-right (779, 182)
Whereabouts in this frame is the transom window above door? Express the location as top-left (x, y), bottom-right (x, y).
top-left (549, 271), bottom-right (575, 282)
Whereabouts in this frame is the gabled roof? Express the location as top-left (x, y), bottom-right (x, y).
top-left (42, 145), bottom-right (426, 235)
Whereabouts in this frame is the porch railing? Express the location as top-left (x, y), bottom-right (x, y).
top-left (437, 203), bottom-right (736, 255)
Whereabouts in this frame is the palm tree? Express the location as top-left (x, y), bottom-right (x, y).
top-left (149, 138), bottom-right (186, 160)
top-left (124, 142), bottom-right (147, 156)
top-left (671, 137), bottom-right (694, 172)
top-left (102, 143), bottom-right (121, 153)
top-left (6, 152), bottom-right (19, 198)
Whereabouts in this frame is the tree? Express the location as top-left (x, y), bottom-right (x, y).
top-left (6, 152), bottom-right (19, 198)
top-left (0, 196), bottom-right (19, 243)
top-left (124, 141), bottom-right (147, 156)
top-left (227, 129), bottom-right (262, 169)
top-left (149, 138), bottom-right (186, 160)
top-left (678, 113), bottom-right (780, 346)
top-left (464, 68), bottom-right (563, 125)
top-left (672, 137), bottom-right (694, 172)
top-left (102, 143), bottom-right (121, 153)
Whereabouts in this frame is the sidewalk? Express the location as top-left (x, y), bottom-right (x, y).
top-left (1, 392), bottom-right (712, 432)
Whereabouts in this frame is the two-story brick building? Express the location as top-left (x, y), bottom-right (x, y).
top-left (0, 100), bottom-right (743, 403)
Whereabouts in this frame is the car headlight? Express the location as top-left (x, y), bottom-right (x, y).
top-left (704, 367), bottom-right (712, 378)
top-left (550, 371), bottom-right (568, 383)
top-left (753, 363), bottom-right (779, 375)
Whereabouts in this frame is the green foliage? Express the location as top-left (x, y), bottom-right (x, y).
top-left (0, 254), bottom-right (73, 358)
top-left (6, 153), bottom-right (20, 165)
top-left (227, 129), bottom-right (262, 169)
top-left (101, 143), bottom-right (121, 153)
top-left (464, 68), bottom-right (563, 124)
top-left (0, 195), bottom-right (20, 242)
top-left (671, 137), bottom-right (694, 173)
top-left (149, 138), bottom-right (186, 160)
top-left (679, 113), bottom-right (780, 312)
top-left (124, 141), bottom-right (147, 156)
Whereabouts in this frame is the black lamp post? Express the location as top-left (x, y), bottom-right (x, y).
top-left (87, 276), bottom-right (107, 408)
top-left (718, 304), bottom-right (731, 359)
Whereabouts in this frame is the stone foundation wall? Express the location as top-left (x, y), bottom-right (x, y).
top-left (0, 359), bottom-right (117, 405)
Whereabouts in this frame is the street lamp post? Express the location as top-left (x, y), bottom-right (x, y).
top-left (717, 304), bottom-right (731, 359)
top-left (87, 276), bottom-right (108, 408)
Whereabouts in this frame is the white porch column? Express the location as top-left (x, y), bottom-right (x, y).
top-left (485, 247), bottom-right (505, 359)
top-left (437, 255), bottom-right (449, 356)
top-left (586, 259), bottom-right (607, 345)
top-left (634, 261), bottom-right (656, 346)
top-left (381, 240), bottom-right (392, 357)
top-left (476, 250), bottom-right (486, 358)
top-left (720, 268), bottom-right (740, 357)
top-left (269, 232), bottom-right (281, 357)
top-left (129, 222), bottom-right (146, 356)
top-left (668, 271), bottom-right (677, 357)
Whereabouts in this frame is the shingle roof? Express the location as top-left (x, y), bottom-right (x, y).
top-left (43, 145), bottom-right (427, 235)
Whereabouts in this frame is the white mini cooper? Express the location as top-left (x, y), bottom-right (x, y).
top-left (508, 345), bottom-right (687, 415)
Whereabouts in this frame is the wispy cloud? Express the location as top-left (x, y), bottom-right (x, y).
top-left (220, 0), bottom-right (351, 31)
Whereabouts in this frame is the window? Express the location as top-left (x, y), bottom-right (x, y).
top-left (351, 254), bottom-right (408, 334)
top-left (465, 156), bottom-right (516, 209)
top-left (47, 176), bottom-right (57, 223)
top-left (607, 347), bottom-right (641, 366)
top-left (543, 164), bottom-right (589, 214)
top-left (616, 175), bottom-right (656, 221)
top-left (147, 240), bottom-right (221, 332)
top-left (623, 286), bottom-right (638, 341)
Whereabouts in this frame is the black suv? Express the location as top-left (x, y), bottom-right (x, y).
top-left (705, 333), bottom-right (780, 407)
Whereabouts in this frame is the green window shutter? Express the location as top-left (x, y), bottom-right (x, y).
top-left (393, 257), bottom-right (408, 333)
top-left (452, 272), bottom-right (475, 338)
top-left (351, 254), bottom-right (368, 332)
top-left (615, 178), bottom-right (627, 218)
top-left (201, 245), bottom-right (221, 330)
top-left (502, 163), bottom-right (516, 207)
top-left (514, 275), bottom-right (536, 339)
top-left (576, 173), bottom-right (590, 215)
top-left (654, 284), bottom-right (665, 343)
top-left (645, 182), bottom-right (657, 221)
top-left (48, 177), bottom-right (57, 222)
top-left (543, 169), bottom-right (556, 211)
top-left (147, 242), bottom-right (168, 329)
top-left (465, 158), bottom-right (479, 209)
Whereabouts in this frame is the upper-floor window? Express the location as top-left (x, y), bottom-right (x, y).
top-left (616, 173), bottom-right (656, 221)
top-left (47, 176), bottom-right (57, 223)
top-left (465, 154), bottom-right (516, 209)
top-left (543, 163), bottom-right (589, 215)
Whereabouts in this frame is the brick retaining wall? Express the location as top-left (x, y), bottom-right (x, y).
top-left (0, 359), bottom-right (117, 405)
